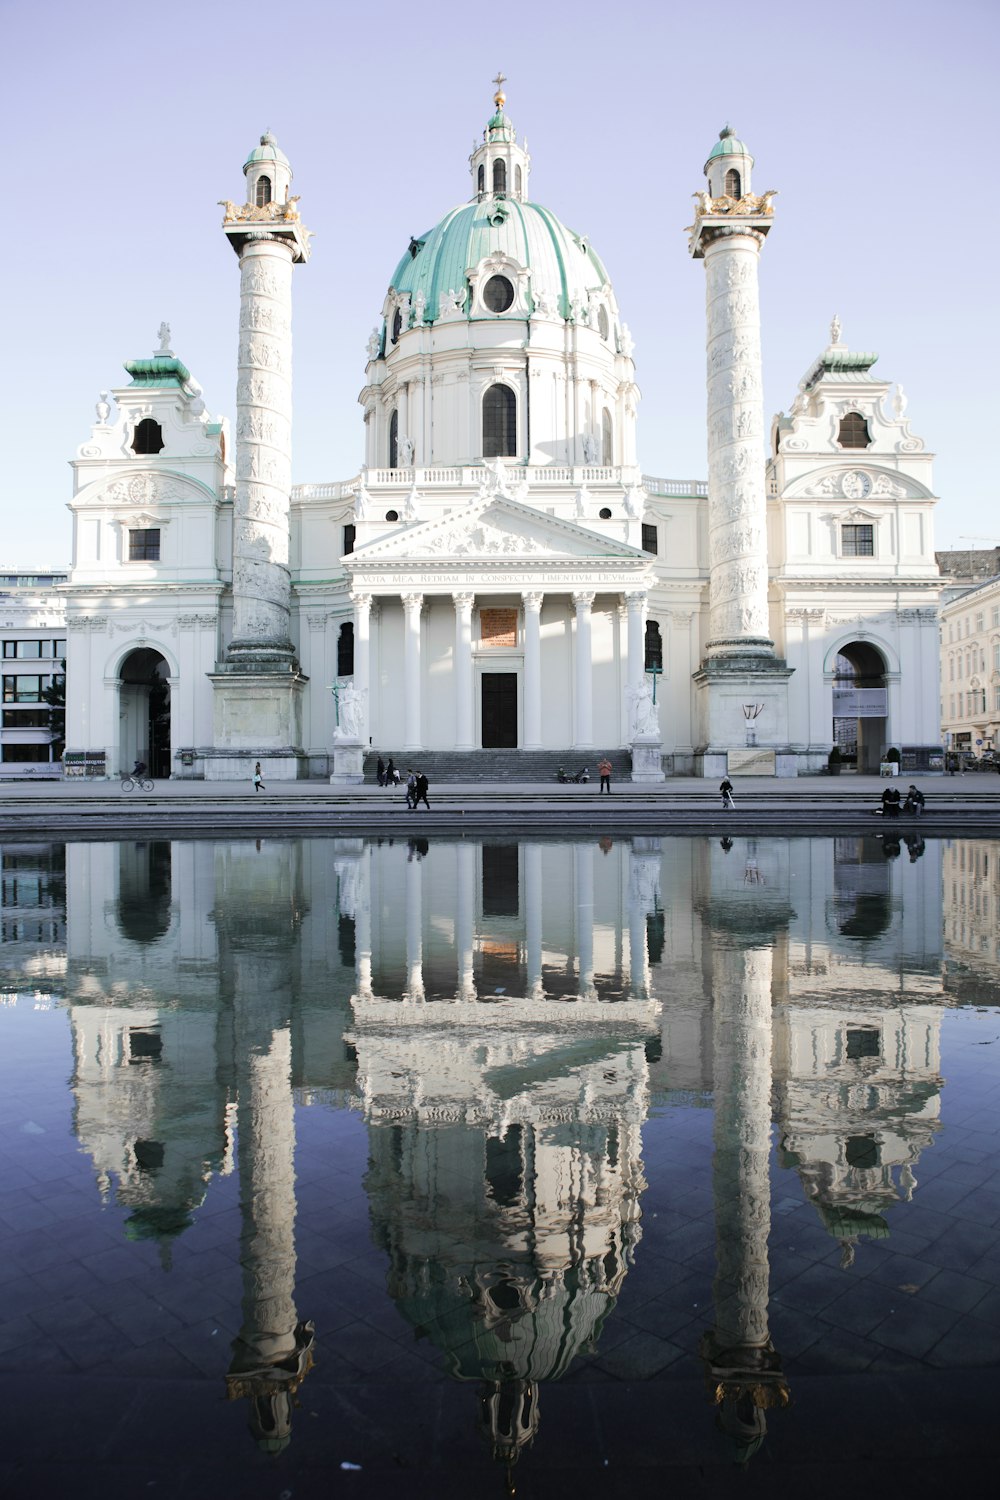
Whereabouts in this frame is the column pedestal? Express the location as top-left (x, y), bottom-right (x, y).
top-left (204, 673), bottom-right (308, 781)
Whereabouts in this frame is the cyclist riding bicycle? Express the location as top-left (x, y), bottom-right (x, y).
top-left (132, 759), bottom-right (147, 778)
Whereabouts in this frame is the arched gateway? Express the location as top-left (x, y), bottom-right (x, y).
top-left (119, 649), bottom-right (171, 778)
top-left (832, 641), bottom-right (888, 774)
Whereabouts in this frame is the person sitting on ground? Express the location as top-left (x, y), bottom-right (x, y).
top-left (557, 766), bottom-right (569, 783)
top-left (903, 784), bottom-right (925, 816)
top-left (881, 785), bottom-right (901, 818)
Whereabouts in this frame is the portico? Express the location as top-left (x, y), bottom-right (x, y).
top-left (343, 493), bottom-right (653, 752)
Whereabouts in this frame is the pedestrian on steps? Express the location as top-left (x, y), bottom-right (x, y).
top-left (720, 777), bottom-right (735, 810)
top-left (598, 756), bottom-right (612, 794)
top-left (253, 761), bottom-right (265, 793)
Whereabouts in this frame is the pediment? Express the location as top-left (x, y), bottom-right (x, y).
top-left (348, 495), bottom-right (647, 567)
top-left (75, 469), bottom-right (216, 508)
top-left (783, 465), bottom-right (932, 502)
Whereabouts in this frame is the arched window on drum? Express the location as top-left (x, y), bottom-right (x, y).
top-left (602, 409), bottom-right (613, 466)
top-left (483, 384), bottom-right (516, 458)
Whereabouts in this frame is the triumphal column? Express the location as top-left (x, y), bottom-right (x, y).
top-left (208, 132), bottom-right (311, 780)
top-left (689, 127), bottom-right (794, 778)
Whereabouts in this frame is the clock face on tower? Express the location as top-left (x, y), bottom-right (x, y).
top-left (841, 470), bottom-right (872, 500)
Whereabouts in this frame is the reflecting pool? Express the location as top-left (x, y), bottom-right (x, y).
top-left (1, 834), bottom-right (999, 1496)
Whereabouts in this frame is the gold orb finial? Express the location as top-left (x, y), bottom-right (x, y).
top-left (492, 70), bottom-right (507, 108)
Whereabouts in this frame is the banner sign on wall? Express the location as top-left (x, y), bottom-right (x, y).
top-left (832, 687), bottom-right (887, 718)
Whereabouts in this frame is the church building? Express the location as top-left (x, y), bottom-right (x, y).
top-left (59, 86), bottom-right (943, 780)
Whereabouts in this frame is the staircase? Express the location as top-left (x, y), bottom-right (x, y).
top-left (365, 749), bottom-right (635, 784)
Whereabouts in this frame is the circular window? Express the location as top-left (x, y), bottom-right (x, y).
top-left (483, 275), bottom-right (515, 313)
top-left (385, 509), bottom-right (399, 522)
top-left (598, 305), bottom-right (610, 341)
top-left (599, 507), bottom-right (612, 520)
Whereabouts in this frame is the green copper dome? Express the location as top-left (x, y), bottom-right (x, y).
top-left (705, 124), bottom-right (753, 170)
top-left (243, 129), bottom-right (290, 172)
top-left (387, 196), bottom-right (614, 326)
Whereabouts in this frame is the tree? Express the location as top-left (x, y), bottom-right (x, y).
top-left (41, 658), bottom-right (65, 761)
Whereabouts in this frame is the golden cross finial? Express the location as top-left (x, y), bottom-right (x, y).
top-left (492, 70), bottom-right (507, 105)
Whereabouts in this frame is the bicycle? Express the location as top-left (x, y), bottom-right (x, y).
top-left (121, 776), bottom-right (154, 792)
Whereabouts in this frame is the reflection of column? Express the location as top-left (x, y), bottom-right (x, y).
top-left (352, 592), bottom-right (372, 740)
top-left (575, 842), bottom-right (595, 999)
top-left (227, 979), bottom-right (313, 1450)
top-left (453, 593), bottom-right (475, 750)
top-left (356, 843), bottom-right (373, 999)
top-left (573, 591), bottom-right (595, 749)
top-left (402, 592), bottom-right (423, 751)
top-left (522, 592), bottom-right (544, 749)
top-left (628, 872), bottom-right (649, 1001)
top-left (702, 943), bottom-right (787, 1460)
top-left (456, 842), bottom-right (476, 1001)
top-left (405, 848), bottom-right (424, 1000)
top-left (524, 842), bottom-right (544, 1000)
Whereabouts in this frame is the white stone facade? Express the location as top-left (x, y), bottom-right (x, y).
top-left (53, 105), bottom-right (943, 779)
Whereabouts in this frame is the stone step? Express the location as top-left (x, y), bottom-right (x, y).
top-left (366, 750), bottom-right (636, 784)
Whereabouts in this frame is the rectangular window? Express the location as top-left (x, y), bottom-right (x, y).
top-left (1, 743), bottom-right (50, 762)
top-left (342, 523), bottom-right (356, 556)
top-left (54, 639), bottom-right (66, 657)
top-left (2, 641), bottom-right (43, 659)
top-left (994, 688), bottom-right (1000, 712)
top-left (641, 522), bottom-right (658, 555)
top-left (2, 675), bottom-right (44, 703)
top-left (993, 608), bottom-right (999, 628)
top-left (949, 658), bottom-right (955, 680)
top-left (976, 613), bottom-right (985, 632)
top-left (128, 528), bottom-right (161, 561)
top-left (2, 708), bottom-right (50, 727)
top-left (841, 524), bottom-right (874, 557)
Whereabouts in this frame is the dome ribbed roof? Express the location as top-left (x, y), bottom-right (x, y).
top-left (388, 197), bottom-right (612, 324)
top-left (243, 130), bottom-right (290, 172)
top-left (704, 124), bottom-right (753, 170)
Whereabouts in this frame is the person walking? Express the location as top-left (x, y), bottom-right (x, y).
top-left (720, 777), bottom-right (735, 810)
top-left (385, 757), bottom-right (397, 788)
top-left (597, 755), bottom-right (612, 794)
top-left (376, 755), bottom-right (386, 787)
top-left (413, 770), bottom-right (430, 810)
top-left (253, 761), bottom-right (265, 792)
top-left (405, 769), bottom-right (417, 808)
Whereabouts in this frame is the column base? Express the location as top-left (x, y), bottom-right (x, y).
top-left (207, 669), bottom-right (309, 780)
top-left (692, 655), bottom-right (795, 776)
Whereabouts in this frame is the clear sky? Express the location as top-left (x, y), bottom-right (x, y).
top-left (2, 0), bottom-right (997, 565)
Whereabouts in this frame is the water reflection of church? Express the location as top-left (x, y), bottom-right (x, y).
top-left (18, 829), bottom-right (961, 1466)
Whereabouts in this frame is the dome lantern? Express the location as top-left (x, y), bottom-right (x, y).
top-left (242, 129), bottom-right (293, 210)
top-left (469, 74), bottom-right (531, 203)
top-left (704, 124), bottom-right (754, 201)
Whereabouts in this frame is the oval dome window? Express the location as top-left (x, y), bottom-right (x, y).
top-left (483, 275), bottom-right (515, 313)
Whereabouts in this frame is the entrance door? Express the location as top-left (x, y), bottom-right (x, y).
top-left (482, 673), bottom-right (518, 748)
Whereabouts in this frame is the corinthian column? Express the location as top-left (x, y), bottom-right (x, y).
top-left (522, 592), bottom-right (544, 749)
top-left (573, 591), bottom-right (595, 750)
top-left (402, 593), bottom-right (423, 751)
top-left (453, 593), bottom-right (475, 750)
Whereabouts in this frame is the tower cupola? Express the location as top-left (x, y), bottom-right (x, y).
top-left (469, 74), bottom-right (531, 202)
top-left (243, 129), bottom-right (293, 209)
top-left (704, 124), bottom-right (753, 201)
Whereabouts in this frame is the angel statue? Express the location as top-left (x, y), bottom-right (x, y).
top-left (629, 678), bottom-right (660, 739)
